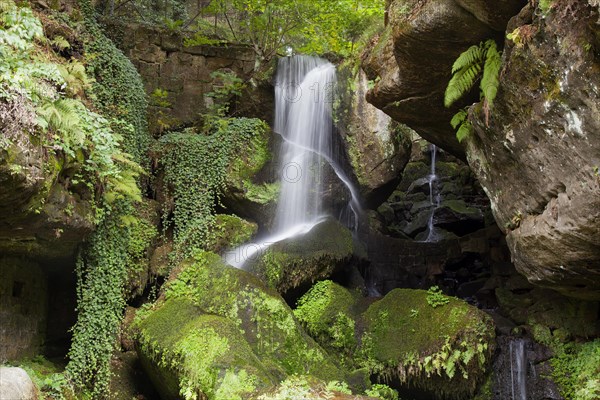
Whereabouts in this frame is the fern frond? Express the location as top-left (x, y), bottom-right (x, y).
top-left (481, 40), bottom-right (501, 107)
top-left (444, 63), bottom-right (482, 107)
top-left (451, 44), bottom-right (485, 74)
top-left (456, 120), bottom-right (472, 143)
top-left (38, 98), bottom-right (85, 151)
top-left (58, 60), bottom-right (92, 97)
top-left (450, 109), bottom-right (468, 129)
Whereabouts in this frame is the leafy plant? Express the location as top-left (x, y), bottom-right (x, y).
top-left (444, 39), bottom-right (502, 141)
top-left (426, 286), bottom-right (450, 308)
top-left (365, 384), bottom-right (400, 400)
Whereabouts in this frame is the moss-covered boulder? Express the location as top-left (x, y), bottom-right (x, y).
top-left (294, 283), bottom-right (495, 400)
top-left (294, 281), bottom-right (362, 355)
top-left (206, 214), bottom-right (258, 254)
top-left (250, 218), bottom-right (356, 294)
top-left (358, 288), bottom-right (495, 399)
top-left (134, 251), bottom-right (345, 399)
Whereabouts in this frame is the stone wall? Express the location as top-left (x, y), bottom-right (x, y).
top-left (0, 258), bottom-right (47, 362)
top-left (106, 22), bottom-right (256, 133)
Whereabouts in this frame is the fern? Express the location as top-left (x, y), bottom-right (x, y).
top-left (58, 60), bottom-right (92, 97)
top-left (37, 98), bottom-right (84, 155)
top-left (445, 39), bottom-right (502, 141)
top-left (450, 108), bottom-right (472, 143)
top-left (481, 41), bottom-right (501, 108)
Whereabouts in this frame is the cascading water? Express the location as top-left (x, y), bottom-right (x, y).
top-left (424, 144), bottom-right (441, 242)
top-left (510, 339), bottom-right (527, 400)
top-left (226, 55), bottom-right (360, 269)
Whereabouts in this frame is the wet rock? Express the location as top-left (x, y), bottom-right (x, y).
top-left (250, 218), bottom-right (356, 295)
top-left (337, 67), bottom-right (413, 206)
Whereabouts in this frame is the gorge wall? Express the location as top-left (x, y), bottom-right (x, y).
top-left (364, 0), bottom-right (600, 300)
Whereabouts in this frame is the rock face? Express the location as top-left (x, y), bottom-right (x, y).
top-left (0, 367), bottom-right (37, 400)
top-left (361, 0), bottom-right (526, 157)
top-left (338, 68), bottom-right (413, 206)
top-left (375, 144), bottom-right (490, 241)
top-left (466, 1), bottom-right (600, 300)
top-left (0, 142), bottom-right (93, 262)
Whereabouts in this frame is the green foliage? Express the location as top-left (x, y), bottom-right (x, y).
top-left (450, 108), bottom-right (473, 143)
top-left (184, 0), bottom-right (384, 64)
top-left (426, 286), bottom-right (450, 308)
top-left (444, 39), bottom-right (501, 141)
top-left (539, 0), bottom-right (555, 14)
top-left (156, 117), bottom-right (268, 261)
top-left (11, 356), bottom-right (73, 400)
top-left (205, 70), bottom-right (246, 119)
top-left (445, 39), bottom-right (501, 108)
top-left (67, 201), bottom-right (136, 397)
top-left (294, 280), bottom-right (358, 354)
top-left (365, 384), bottom-right (400, 400)
top-left (77, 0), bottom-right (150, 165)
top-left (549, 340), bottom-right (600, 400)
top-left (257, 376), bottom-right (353, 400)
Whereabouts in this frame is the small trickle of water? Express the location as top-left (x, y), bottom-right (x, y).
top-left (510, 339), bottom-right (527, 400)
top-left (424, 144), bottom-right (441, 242)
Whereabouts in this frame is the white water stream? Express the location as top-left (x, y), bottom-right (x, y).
top-left (226, 55), bottom-right (360, 269)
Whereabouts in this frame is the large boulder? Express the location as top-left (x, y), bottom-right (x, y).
top-left (466, 1), bottom-right (600, 299)
top-left (134, 251), bottom-right (345, 399)
top-left (249, 218), bottom-right (357, 295)
top-left (0, 367), bottom-right (37, 400)
top-left (294, 281), bottom-right (496, 400)
top-left (361, 0), bottom-right (526, 158)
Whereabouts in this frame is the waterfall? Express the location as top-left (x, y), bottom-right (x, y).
top-left (510, 339), bottom-right (527, 400)
top-left (226, 55), bottom-right (360, 269)
top-left (424, 144), bottom-right (441, 242)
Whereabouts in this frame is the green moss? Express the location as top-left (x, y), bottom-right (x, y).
top-left (206, 214), bottom-right (258, 254)
top-left (162, 251), bottom-right (344, 382)
top-left (137, 299), bottom-right (271, 400)
top-left (252, 219), bottom-right (354, 293)
top-left (359, 289), bottom-right (495, 399)
top-left (294, 280), bottom-right (360, 354)
top-left (550, 340), bottom-right (600, 400)
top-left (243, 181), bottom-right (280, 205)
